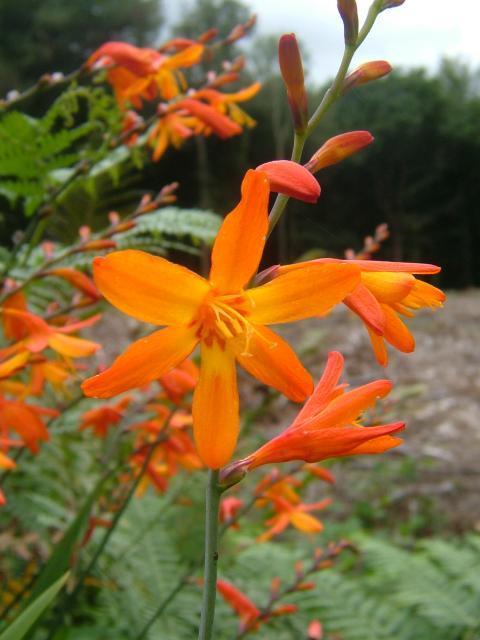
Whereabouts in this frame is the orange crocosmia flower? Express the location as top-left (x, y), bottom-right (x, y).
top-left (2, 290), bottom-right (28, 340)
top-left (0, 310), bottom-right (101, 360)
top-left (133, 424), bottom-right (202, 496)
top-left (216, 580), bottom-right (261, 631)
top-left (80, 397), bottom-right (131, 438)
top-left (256, 476), bottom-right (331, 541)
top-left (0, 397), bottom-right (57, 453)
top-left (219, 496), bottom-right (244, 528)
top-left (217, 579), bottom-right (296, 631)
top-left (147, 111), bottom-right (198, 161)
top-left (277, 259), bottom-right (445, 366)
top-left (88, 41), bottom-right (204, 106)
top-left (240, 351), bottom-right (404, 471)
top-left (158, 359), bottom-right (199, 404)
top-left (29, 356), bottom-right (73, 396)
top-left (172, 98), bottom-right (242, 139)
top-left (82, 169), bottom-right (360, 468)
top-left (193, 82), bottom-right (261, 128)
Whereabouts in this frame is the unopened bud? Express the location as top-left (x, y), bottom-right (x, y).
top-left (304, 131), bottom-right (373, 173)
top-left (278, 34), bottom-right (308, 132)
top-left (198, 28), bottom-right (218, 43)
top-left (108, 211), bottom-right (120, 225)
top-left (80, 239), bottom-right (117, 252)
top-left (219, 459), bottom-right (249, 489)
top-left (337, 0), bottom-right (358, 46)
top-left (343, 60), bottom-right (392, 92)
top-left (380, 0), bottom-right (405, 10)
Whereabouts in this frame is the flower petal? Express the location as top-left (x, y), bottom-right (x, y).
top-left (256, 161), bottom-right (320, 203)
top-left (292, 351), bottom-right (344, 426)
top-left (92, 250), bottom-right (210, 325)
top-left (366, 326), bottom-right (389, 366)
top-left (247, 263), bottom-right (359, 324)
top-left (234, 325), bottom-right (313, 402)
top-left (209, 170), bottom-right (270, 294)
top-left (248, 422), bottom-right (404, 467)
top-left (48, 333), bottom-right (101, 358)
top-left (289, 510), bottom-right (324, 533)
top-left (192, 341), bottom-right (239, 469)
top-left (82, 326), bottom-right (198, 398)
top-left (361, 272), bottom-right (415, 303)
top-left (302, 379), bottom-right (392, 430)
top-left (382, 304), bottom-right (415, 353)
top-left (344, 282), bottom-right (385, 333)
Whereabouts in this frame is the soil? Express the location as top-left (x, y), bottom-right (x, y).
top-left (92, 290), bottom-right (480, 533)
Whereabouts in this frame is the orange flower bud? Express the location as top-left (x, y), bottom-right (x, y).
top-left (80, 239), bottom-right (117, 252)
top-left (304, 131), bottom-right (373, 173)
top-left (343, 60), bottom-right (392, 92)
top-left (278, 34), bottom-right (308, 132)
top-left (337, 0), bottom-right (358, 46)
top-left (296, 581), bottom-right (315, 591)
top-left (308, 620), bottom-right (324, 639)
top-left (256, 160), bottom-right (320, 203)
top-left (271, 604), bottom-right (298, 617)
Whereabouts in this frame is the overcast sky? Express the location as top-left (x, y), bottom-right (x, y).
top-left (167, 1), bottom-right (478, 83)
top-left (250, 0), bottom-right (477, 82)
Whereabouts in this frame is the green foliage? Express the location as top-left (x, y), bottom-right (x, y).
top-left (116, 206), bottom-right (221, 255)
top-left (0, 573), bottom-right (69, 640)
top-left (0, 84), bottom-right (121, 218)
top-left (0, 0), bottom-right (163, 92)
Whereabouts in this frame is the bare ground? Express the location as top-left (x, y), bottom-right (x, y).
top-left (93, 290), bottom-right (480, 532)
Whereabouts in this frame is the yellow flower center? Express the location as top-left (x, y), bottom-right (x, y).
top-left (192, 292), bottom-right (257, 353)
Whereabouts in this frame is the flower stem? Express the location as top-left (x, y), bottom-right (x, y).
top-left (267, 2), bottom-right (382, 239)
top-left (198, 469), bottom-right (221, 640)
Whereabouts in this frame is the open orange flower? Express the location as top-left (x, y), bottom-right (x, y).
top-left (0, 397), bottom-right (57, 453)
top-left (87, 41), bottom-right (204, 107)
top-left (0, 310), bottom-right (101, 360)
top-left (258, 494), bottom-right (331, 542)
top-left (80, 396), bottom-right (131, 438)
top-left (234, 351), bottom-right (404, 471)
top-left (82, 168), bottom-right (359, 468)
top-left (216, 579), bottom-right (297, 633)
top-left (193, 82), bottom-right (261, 128)
top-left (276, 258), bottom-right (445, 365)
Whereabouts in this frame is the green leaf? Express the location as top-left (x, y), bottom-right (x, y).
top-left (0, 572), bottom-right (69, 640)
top-left (28, 473), bottom-right (106, 602)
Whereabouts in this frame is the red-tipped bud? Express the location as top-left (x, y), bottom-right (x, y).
top-left (256, 160), bottom-right (320, 203)
top-left (308, 620), bottom-right (324, 640)
top-left (296, 581), bottom-right (315, 591)
top-left (278, 34), bottom-right (308, 132)
top-left (337, 0), bottom-right (358, 46)
top-left (343, 60), bottom-right (392, 92)
top-left (198, 28), bottom-right (218, 43)
top-left (304, 131), bottom-right (373, 173)
top-left (80, 239), bottom-right (117, 252)
top-left (271, 604), bottom-right (298, 617)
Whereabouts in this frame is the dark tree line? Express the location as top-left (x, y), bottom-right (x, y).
top-left (1, 0), bottom-right (479, 288)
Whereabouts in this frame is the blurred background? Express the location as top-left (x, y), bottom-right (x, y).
top-left (1, 2), bottom-right (480, 637)
top-left (1, 0), bottom-right (479, 289)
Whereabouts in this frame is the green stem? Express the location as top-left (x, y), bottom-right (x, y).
top-left (267, 1), bottom-right (382, 239)
top-left (198, 469), bottom-right (221, 640)
top-left (267, 131), bottom-right (306, 238)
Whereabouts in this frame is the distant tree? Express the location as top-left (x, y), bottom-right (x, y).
top-left (0, 0), bottom-right (163, 93)
top-left (173, 0), bottom-right (250, 39)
